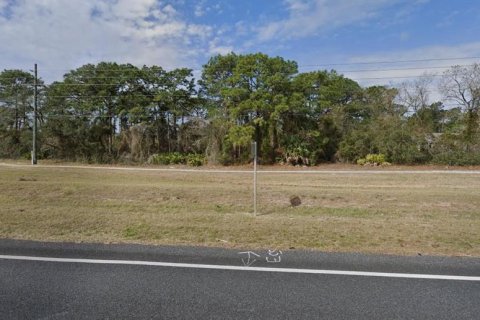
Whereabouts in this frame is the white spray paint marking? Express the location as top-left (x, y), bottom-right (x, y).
top-left (266, 250), bottom-right (283, 263)
top-left (1, 255), bottom-right (479, 281)
top-left (238, 250), bottom-right (283, 266)
top-left (238, 251), bottom-right (260, 267)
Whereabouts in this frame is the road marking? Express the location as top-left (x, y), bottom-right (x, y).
top-left (1, 255), bottom-right (479, 281)
top-left (1, 163), bottom-right (480, 174)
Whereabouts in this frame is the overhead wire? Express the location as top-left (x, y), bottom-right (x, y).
top-left (1, 56), bottom-right (475, 120)
top-left (4, 56), bottom-right (479, 75)
top-left (13, 55), bottom-right (480, 71)
top-left (1, 56), bottom-right (478, 86)
top-left (0, 67), bottom-right (458, 86)
top-left (299, 56), bottom-right (480, 67)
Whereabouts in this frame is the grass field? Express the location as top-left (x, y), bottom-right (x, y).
top-left (1, 162), bottom-right (479, 256)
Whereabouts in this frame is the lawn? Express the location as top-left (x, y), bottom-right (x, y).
top-left (1, 162), bottom-right (479, 256)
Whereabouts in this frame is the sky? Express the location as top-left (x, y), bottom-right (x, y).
top-left (1, 0), bottom-right (480, 91)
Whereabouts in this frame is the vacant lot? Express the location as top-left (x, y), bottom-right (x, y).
top-left (1, 163), bottom-right (479, 256)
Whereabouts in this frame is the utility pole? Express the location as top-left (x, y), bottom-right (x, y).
top-left (252, 141), bottom-right (257, 216)
top-left (32, 63), bottom-right (37, 165)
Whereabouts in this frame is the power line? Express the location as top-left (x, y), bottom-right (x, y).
top-left (299, 56), bottom-right (480, 67)
top-left (351, 74), bottom-right (442, 81)
top-left (0, 71), bottom-right (448, 86)
top-left (7, 56), bottom-right (479, 74)
top-left (1, 59), bottom-right (478, 85)
top-left (4, 63), bottom-right (477, 86)
top-left (305, 65), bottom-right (464, 73)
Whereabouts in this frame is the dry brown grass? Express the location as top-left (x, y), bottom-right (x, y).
top-left (0, 162), bottom-right (479, 256)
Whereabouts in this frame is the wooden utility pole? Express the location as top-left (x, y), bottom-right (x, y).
top-left (252, 141), bottom-right (257, 216)
top-left (32, 63), bottom-right (37, 165)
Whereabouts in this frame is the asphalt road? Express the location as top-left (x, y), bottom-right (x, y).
top-left (0, 240), bottom-right (479, 319)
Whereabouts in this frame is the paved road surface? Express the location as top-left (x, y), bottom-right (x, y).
top-left (1, 239), bottom-right (479, 319)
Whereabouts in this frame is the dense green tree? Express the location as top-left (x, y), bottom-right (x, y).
top-left (338, 85), bottom-right (429, 163)
top-left (42, 63), bottom-right (131, 160)
top-left (2, 55), bottom-right (480, 166)
top-left (0, 69), bottom-right (44, 158)
top-left (200, 52), bottom-right (297, 163)
top-left (286, 70), bottom-right (361, 163)
top-left (41, 63), bottom-right (198, 161)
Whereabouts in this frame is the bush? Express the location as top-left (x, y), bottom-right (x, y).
top-left (357, 153), bottom-right (386, 166)
top-left (365, 153), bottom-right (386, 164)
top-left (429, 133), bottom-right (480, 166)
top-left (169, 152), bottom-right (186, 165)
top-left (356, 158), bottom-right (367, 165)
top-left (148, 153), bottom-right (168, 165)
top-left (148, 152), bottom-right (205, 166)
top-left (150, 152), bottom-right (184, 165)
top-left (284, 145), bottom-right (313, 166)
top-left (186, 154), bottom-right (205, 167)
top-left (432, 151), bottom-right (480, 166)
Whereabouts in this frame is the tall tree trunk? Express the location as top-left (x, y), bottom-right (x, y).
top-left (173, 114), bottom-right (177, 152)
top-left (465, 109), bottom-right (478, 144)
top-left (108, 113), bottom-right (114, 155)
top-left (23, 98), bottom-right (27, 130)
top-left (167, 113), bottom-right (171, 153)
top-left (270, 122), bottom-right (278, 164)
top-left (14, 95), bottom-right (18, 131)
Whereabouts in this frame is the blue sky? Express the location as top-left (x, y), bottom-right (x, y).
top-left (1, 0), bottom-right (479, 88)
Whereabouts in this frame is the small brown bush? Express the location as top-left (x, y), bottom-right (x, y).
top-left (290, 195), bottom-right (301, 207)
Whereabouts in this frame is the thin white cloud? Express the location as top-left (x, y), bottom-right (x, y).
top-left (211, 3), bottom-right (222, 14)
top-left (256, 0), bottom-right (424, 42)
top-left (0, 0), bottom-right (213, 82)
top-left (193, 1), bottom-right (222, 17)
top-left (209, 45), bottom-right (234, 56)
top-left (235, 21), bottom-right (248, 36)
top-left (340, 42), bottom-right (480, 103)
top-left (347, 42), bottom-right (480, 70)
top-left (208, 37), bottom-right (234, 56)
top-left (0, 0), bottom-right (7, 11)
top-left (194, 1), bottom-right (206, 17)
top-left (435, 10), bottom-right (460, 28)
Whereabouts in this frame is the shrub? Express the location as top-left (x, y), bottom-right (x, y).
top-left (356, 158), bottom-right (367, 165)
top-left (149, 154), bottom-right (169, 165)
top-left (432, 151), bottom-right (480, 166)
top-left (365, 153), bottom-right (386, 164)
top-left (357, 153), bottom-right (386, 166)
top-left (430, 134), bottom-right (480, 166)
top-left (168, 152), bottom-right (185, 165)
top-left (186, 154), bottom-right (205, 167)
top-left (284, 145), bottom-right (313, 166)
top-left (148, 152), bottom-right (205, 166)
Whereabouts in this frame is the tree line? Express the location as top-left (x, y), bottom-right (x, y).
top-left (1, 53), bottom-right (479, 165)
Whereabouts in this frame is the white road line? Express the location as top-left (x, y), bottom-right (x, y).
top-left (1, 255), bottom-right (479, 281)
top-left (1, 163), bottom-right (480, 174)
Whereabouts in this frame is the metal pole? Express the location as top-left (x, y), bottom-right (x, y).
top-left (32, 63), bottom-right (37, 165)
top-left (253, 141), bottom-right (257, 216)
